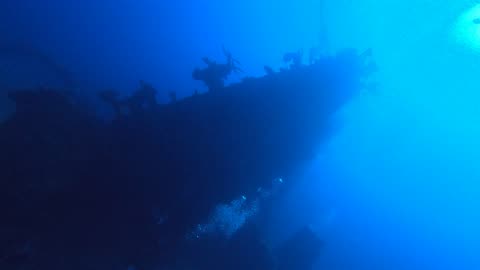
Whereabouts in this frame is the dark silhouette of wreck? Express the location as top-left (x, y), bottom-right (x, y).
top-left (0, 48), bottom-right (374, 270)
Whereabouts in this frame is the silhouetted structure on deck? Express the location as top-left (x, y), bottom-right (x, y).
top-left (283, 50), bottom-right (304, 68)
top-left (192, 47), bottom-right (242, 91)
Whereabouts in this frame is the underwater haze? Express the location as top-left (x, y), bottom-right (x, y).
top-left (273, 1), bottom-right (480, 269)
top-left (1, 0), bottom-right (480, 269)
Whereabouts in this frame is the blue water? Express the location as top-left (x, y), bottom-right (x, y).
top-left (1, 0), bottom-right (480, 269)
top-left (271, 1), bottom-right (480, 269)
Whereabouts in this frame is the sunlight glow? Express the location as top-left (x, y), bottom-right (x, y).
top-left (453, 4), bottom-right (480, 52)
